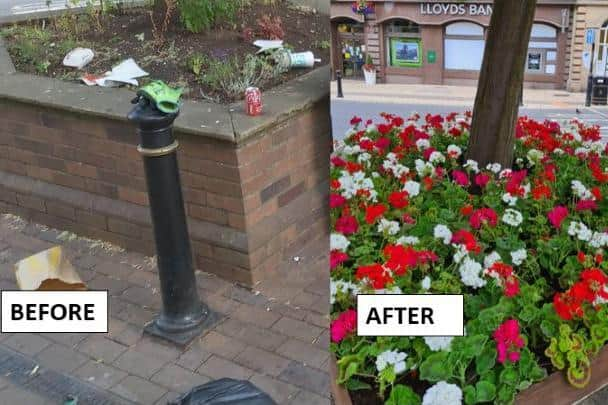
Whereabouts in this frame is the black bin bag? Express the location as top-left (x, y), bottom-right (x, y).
top-left (168, 378), bottom-right (277, 405)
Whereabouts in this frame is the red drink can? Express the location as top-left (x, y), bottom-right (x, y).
top-left (245, 87), bottom-right (262, 116)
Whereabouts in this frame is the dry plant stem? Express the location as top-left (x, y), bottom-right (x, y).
top-left (150, 0), bottom-right (176, 46)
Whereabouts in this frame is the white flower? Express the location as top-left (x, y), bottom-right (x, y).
top-left (376, 350), bottom-right (408, 374)
top-left (433, 225), bottom-right (452, 245)
top-left (396, 236), bottom-right (420, 246)
top-left (378, 219), bottom-right (400, 235)
top-left (526, 149), bottom-right (544, 164)
top-left (571, 180), bottom-right (594, 200)
top-left (338, 170), bottom-right (377, 201)
top-left (486, 163), bottom-right (501, 174)
top-left (415, 159), bottom-right (434, 177)
top-left (463, 159), bottom-right (479, 173)
top-left (342, 144), bottom-right (362, 155)
top-left (511, 249), bottom-right (527, 266)
top-left (575, 147), bottom-right (590, 156)
top-left (459, 258), bottom-right (486, 288)
top-left (553, 148), bottom-right (565, 155)
top-left (330, 233), bottom-right (350, 252)
top-left (365, 124), bottom-right (377, 134)
top-left (424, 336), bottom-right (453, 352)
top-left (403, 181), bottom-right (421, 197)
top-left (515, 158), bottom-right (524, 167)
top-left (446, 145), bottom-right (462, 158)
top-left (429, 151), bottom-right (445, 164)
top-left (382, 153), bottom-right (410, 179)
top-left (502, 209), bottom-right (523, 227)
top-left (421, 276), bottom-right (431, 290)
top-left (452, 245), bottom-right (468, 264)
top-left (590, 232), bottom-right (608, 248)
top-left (484, 251), bottom-right (501, 268)
top-left (330, 280), bottom-right (359, 304)
top-left (568, 221), bottom-right (593, 242)
top-left (357, 152), bottom-right (371, 165)
top-left (375, 285), bottom-right (403, 295)
top-left (416, 138), bottom-right (431, 150)
top-left (422, 381), bottom-right (463, 405)
top-left (502, 193), bottom-right (518, 206)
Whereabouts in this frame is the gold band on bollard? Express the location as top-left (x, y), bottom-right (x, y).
top-left (137, 141), bottom-right (179, 157)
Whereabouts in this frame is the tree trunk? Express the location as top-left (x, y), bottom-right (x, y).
top-left (466, 0), bottom-right (537, 168)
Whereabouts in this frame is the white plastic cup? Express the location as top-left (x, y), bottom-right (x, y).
top-left (289, 51), bottom-right (316, 68)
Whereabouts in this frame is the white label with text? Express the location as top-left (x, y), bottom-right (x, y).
top-left (1, 291), bottom-right (108, 333)
top-left (357, 294), bottom-right (464, 336)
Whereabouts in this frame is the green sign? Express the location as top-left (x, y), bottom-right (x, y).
top-left (389, 38), bottom-right (423, 67)
top-left (428, 50), bottom-right (437, 64)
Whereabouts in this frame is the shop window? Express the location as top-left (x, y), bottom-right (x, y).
top-left (526, 23), bottom-right (558, 75)
top-left (338, 22), bottom-right (366, 78)
top-left (444, 22), bottom-right (485, 70)
top-left (385, 19), bottom-right (422, 68)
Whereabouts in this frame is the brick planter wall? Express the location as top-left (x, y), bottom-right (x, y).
top-left (0, 47), bottom-right (330, 285)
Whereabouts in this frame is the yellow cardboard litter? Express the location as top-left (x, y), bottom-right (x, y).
top-left (14, 246), bottom-right (86, 291)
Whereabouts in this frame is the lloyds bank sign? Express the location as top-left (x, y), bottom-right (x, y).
top-left (420, 2), bottom-right (493, 16)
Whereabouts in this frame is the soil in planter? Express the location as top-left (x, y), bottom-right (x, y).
top-left (0, 1), bottom-right (329, 103)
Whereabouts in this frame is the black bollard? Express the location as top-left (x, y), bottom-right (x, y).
top-left (337, 70), bottom-right (344, 98)
top-left (586, 75), bottom-right (593, 107)
top-left (128, 95), bottom-right (211, 346)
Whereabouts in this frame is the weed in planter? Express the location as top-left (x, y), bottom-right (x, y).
top-left (196, 53), bottom-right (285, 101)
top-left (178, 0), bottom-right (243, 33)
top-left (188, 53), bottom-right (204, 75)
top-left (256, 15), bottom-right (284, 40)
top-left (149, 0), bottom-right (177, 45)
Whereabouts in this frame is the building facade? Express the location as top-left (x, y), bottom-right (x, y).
top-left (331, 0), bottom-right (608, 91)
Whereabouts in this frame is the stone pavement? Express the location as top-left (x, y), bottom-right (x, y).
top-left (0, 213), bottom-right (330, 404)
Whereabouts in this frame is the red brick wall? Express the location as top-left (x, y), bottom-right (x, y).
top-left (0, 97), bottom-right (330, 285)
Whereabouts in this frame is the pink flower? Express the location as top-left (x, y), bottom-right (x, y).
top-left (475, 173), bottom-right (490, 188)
top-left (335, 215), bottom-right (359, 235)
top-left (331, 156), bottom-right (347, 167)
top-left (493, 319), bottom-right (525, 364)
top-left (330, 251), bottom-right (349, 270)
top-left (547, 206), bottom-right (568, 229)
top-left (452, 170), bottom-right (470, 187)
top-left (330, 309), bottom-right (357, 343)
top-left (330, 194), bottom-right (347, 209)
top-left (576, 199), bottom-right (598, 212)
top-left (423, 147), bottom-right (437, 161)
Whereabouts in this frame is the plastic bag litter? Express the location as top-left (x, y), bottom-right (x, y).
top-left (168, 378), bottom-right (277, 405)
top-left (81, 58), bottom-right (148, 87)
top-left (63, 48), bottom-right (94, 69)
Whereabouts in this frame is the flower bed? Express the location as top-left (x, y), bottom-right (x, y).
top-left (330, 112), bottom-right (608, 404)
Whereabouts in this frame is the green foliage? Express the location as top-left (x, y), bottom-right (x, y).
top-left (177, 0), bottom-right (242, 33)
top-left (385, 385), bottom-right (420, 405)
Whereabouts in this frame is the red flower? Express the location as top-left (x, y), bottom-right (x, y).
top-left (330, 251), bottom-right (349, 270)
top-left (475, 173), bottom-right (490, 188)
top-left (451, 230), bottom-right (481, 253)
top-left (402, 214), bottom-right (416, 224)
top-left (460, 204), bottom-right (474, 216)
top-left (532, 182), bottom-right (552, 200)
top-left (330, 156), bottom-right (347, 167)
top-left (388, 191), bottom-right (409, 209)
top-left (350, 116), bottom-right (362, 126)
top-left (383, 244), bottom-right (419, 276)
top-left (486, 262), bottom-right (519, 297)
top-left (577, 251), bottom-right (587, 264)
top-left (375, 137), bottom-right (390, 151)
top-left (469, 208), bottom-right (498, 229)
top-left (591, 187), bottom-right (603, 201)
top-left (331, 309), bottom-right (357, 343)
top-left (423, 147), bottom-right (436, 161)
top-left (335, 215), bottom-right (359, 235)
top-left (346, 161), bottom-right (363, 173)
top-left (355, 263), bottom-right (393, 289)
top-left (505, 170), bottom-right (528, 196)
top-left (423, 176), bottom-right (434, 191)
top-left (330, 194), bottom-right (347, 209)
top-left (452, 170), bottom-right (470, 187)
top-left (576, 199), bottom-right (598, 212)
top-left (330, 179), bottom-right (341, 190)
top-left (365, 204), bottom-right (387, 224)
top-left (359, 138), bottom-right (375, 151)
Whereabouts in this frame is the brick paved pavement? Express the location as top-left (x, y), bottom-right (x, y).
top-left (0, 213), bottom-right (329, 404)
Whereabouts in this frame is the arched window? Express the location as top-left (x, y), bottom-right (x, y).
top-left (384, 19), bottom-right (422, 67)
top-left (444, 22), bottom-right (485, 70)
top-left (526, 23), bottom-right (558, 74)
